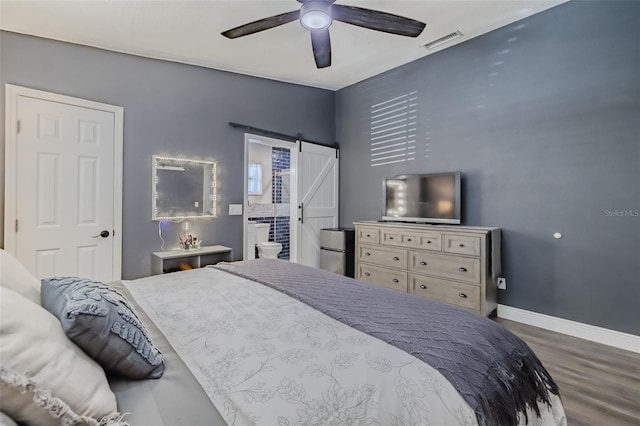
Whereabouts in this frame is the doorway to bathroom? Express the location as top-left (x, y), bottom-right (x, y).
top-left (243, 134), bottom-right (298, 261)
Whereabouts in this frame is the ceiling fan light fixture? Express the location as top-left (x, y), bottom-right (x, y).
top-left (300, 1), bottom-right (333, 31)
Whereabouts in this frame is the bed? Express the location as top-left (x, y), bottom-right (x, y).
top-left (0, 252), bottom-right (566, 426)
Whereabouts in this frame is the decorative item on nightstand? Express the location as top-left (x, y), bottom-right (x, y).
top-left (179, 233), bottom-right (201, 250)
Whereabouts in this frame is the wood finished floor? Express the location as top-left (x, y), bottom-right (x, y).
top-left (495, 318), bottom-right (640, 426)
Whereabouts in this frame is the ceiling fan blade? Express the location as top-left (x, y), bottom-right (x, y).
top-left (310, 29), bottom-right (331, 69)
top-left (221, 10), bottom-right (300, 39)
top-left (332, 4), bottom-right (426, 38)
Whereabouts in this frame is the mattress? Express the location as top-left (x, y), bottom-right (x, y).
top-left (113, 260), bottom-right (566, 426)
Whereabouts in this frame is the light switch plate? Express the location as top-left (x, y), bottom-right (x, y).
top-left (229, 204), bottom-right (243, 215)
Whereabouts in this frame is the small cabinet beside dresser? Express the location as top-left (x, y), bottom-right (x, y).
top-left (354, 221), bottom-right (498, 316)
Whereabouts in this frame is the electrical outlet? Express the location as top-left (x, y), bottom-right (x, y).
top-left (497, 277), bottom-right (507, 290)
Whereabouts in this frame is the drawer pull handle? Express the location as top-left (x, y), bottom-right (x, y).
top-left (459, 243), bottom-right (465, 247)
top-left (393, 256), bottom-right (400, 261)
top-left (407, 238), bottom-right (412, 242)
top-left (419, 261), bottom-right (427, 266)
top-left (458, 267), bottom-right (468, 272)
top-left (366, 234), bottom-right (371, 237)
top-left (459, 293), bottom-right (468, 299)
top-left (389, 236), bottom-right (394, 240)
top-left (365, 252), bottom-right (371, 256)
top-left (426, 240), bottom-right (432, 244)
top-left (392, 279), bottom-right (399, 283)
top-left (364, 272), bottom-right (370, 277)
top-left (419, 284), bottom-right (427, 290)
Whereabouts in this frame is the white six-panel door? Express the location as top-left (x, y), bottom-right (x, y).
top-left (5, 85), bottom-right (123, 281)
top-left (297, 141), bottom-right (339, 267)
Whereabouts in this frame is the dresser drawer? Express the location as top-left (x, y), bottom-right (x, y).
top-left (381, 230), bottom-right (404, 246)
top-left (382, 229), bottom-right (442, 251)
top-left (358, 245), bottom-right (407, 269)
top-left (359, 264), bottom-right (408, 292)
top-left (409, 251), bottom-right (480, 284)
top-left (410, 274), bottom-right (480, 312)
top-left (358, 227), bottom-right (380, 244)
top-left (443, 234), bottom-right (481, 257)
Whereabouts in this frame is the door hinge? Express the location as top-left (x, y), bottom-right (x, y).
top-left (15, 219), bottom-right (19, 233)
top-left (16, 120), bottom-right (21, 134)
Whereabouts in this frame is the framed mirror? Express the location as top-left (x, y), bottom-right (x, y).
top-left (152, 156), bottom-right (217, 220)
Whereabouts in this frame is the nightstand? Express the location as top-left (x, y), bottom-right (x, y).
top-left (151, 245), bottom-right (233, 275)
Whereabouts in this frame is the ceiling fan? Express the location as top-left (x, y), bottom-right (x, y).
top-left (221, 0), bottom-right (426, 69)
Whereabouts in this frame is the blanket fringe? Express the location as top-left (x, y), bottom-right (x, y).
top-left (475, 333), bottom-right (559, 426)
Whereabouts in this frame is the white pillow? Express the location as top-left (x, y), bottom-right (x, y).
top-left (0, 249), bottom-right (40, 304)
top-left (0, 411), bottom-right (18, 426)
top-left (0, 286), bottom-right (124, 426)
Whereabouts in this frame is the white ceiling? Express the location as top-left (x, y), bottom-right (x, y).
top-left (0, 0), bottom-right (568, 91)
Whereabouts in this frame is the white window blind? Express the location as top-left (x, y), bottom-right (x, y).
top-left (370, 91), bottom-right (417, 167)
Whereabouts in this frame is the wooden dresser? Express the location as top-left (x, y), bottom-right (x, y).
top-left (354, 221), bottom-right (498, 316)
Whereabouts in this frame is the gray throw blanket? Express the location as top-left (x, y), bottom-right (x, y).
top-left (215, 259), bottom-right (559, 426)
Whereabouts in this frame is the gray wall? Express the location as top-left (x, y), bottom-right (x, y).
top-left (336, 1), bottom-right (639, 335)
top-left (1, 1), bottom-right (638, 335)
top-left (0, 31), bottom-right (335, 279)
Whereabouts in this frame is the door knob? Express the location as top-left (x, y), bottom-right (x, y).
top-left (92, 230), bottom-right (110, 238)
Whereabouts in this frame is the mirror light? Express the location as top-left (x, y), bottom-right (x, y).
top-left (152, 155), bottom-right (217, 220)
top-left (156, 165), bottom-right (185, 171)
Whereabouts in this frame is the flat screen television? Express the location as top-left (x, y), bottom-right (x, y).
top-left (382, 172), bottom-right (461, 224)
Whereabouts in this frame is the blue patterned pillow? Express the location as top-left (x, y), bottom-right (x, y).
top-left (41, 277), bottom-right (164, 379)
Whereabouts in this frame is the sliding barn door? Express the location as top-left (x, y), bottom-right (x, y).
top-left (296, 142), bottom-right (339, 267)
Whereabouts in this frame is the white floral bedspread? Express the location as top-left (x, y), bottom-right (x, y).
top-left (125, 268), bottom-right (477, 425)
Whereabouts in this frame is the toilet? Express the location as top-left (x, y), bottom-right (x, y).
top-left (255, 223), bottom-right (282, 259)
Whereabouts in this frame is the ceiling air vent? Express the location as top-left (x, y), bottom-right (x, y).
top-left (422, 30), bottom-right (463, 49)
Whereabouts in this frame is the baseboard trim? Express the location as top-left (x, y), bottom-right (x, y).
top-left (497, 304), bottom-right (639, 354)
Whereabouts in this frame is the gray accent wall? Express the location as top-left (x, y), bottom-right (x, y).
top-left (336, 1), bottom-right (639, 334)
top-left (0, 32), bottom-right (335, 279)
